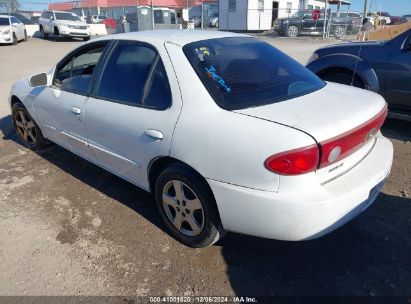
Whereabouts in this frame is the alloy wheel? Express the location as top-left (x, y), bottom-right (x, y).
top-left (15, 110), bottom-right (37, 145)
top-left (162, 180), bottom-right (205, 237)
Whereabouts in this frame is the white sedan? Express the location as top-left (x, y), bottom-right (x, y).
top-left (0, 14), bottom-right (27, 44)
top-left (9, 30), bottom-right (393, 247)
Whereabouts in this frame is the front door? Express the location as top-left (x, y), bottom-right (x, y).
top-left (10, 16), bottom-right (24, 40)
top-left (84, 40), bottom-right (182, 189)
top-left (33, 40), bottom-right (110, 162)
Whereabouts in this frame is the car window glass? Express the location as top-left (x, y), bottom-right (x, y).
top-left (54, 42), bottom-right (108, 94)
top-left (95, 41), bottom-right (157, 105)
top-left (0, 18), bottom-right (9, 25)
top-left (143, 59), bottom-right (172, 110)
top-left (11, 17), bottom-right (20, 24)
top-left (183, 37), bottom-right (325, 110)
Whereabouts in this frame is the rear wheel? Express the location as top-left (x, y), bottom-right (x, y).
top-left (286, 25), bottom-right (299, 37)
top-left (320, 71), bottom-right (364, 88)
top-left (12, 102), bottom-right (48, 150)
top-left (154, 163), bottom-right (224, 248)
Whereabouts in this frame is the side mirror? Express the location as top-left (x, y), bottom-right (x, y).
top-left (29, 73), bottom-right (48, 87)
top-left (49, 16), bottom-right (54, 20)
top-left (11, 22), bottom-right (19, 26)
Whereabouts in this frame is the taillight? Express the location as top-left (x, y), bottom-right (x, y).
top-left (265, 104), bottom-right (387, 175)
top-left (319, 104), bottom-right (387, 168)
top-left (265, 145), bottom-right (319, 175)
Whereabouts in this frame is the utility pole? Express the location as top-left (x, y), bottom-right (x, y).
top-left (363, 0), bottom-right (369, 19)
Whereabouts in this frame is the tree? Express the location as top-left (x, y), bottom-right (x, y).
top-left (0, 0), bottom-right (20, 13)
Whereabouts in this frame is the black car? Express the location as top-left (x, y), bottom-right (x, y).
top-left (307, 28), bottom-right (411, 120)
top-left (274, 10), bottom-right (362, 38)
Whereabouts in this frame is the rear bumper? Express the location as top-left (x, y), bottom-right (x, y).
top-left (207, 134), bottom-right (393, 240)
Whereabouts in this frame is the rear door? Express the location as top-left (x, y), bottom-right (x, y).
top-left (84, 40), bottom-right (182, 190)
top-left (384, 33), bottom-right (411, 110)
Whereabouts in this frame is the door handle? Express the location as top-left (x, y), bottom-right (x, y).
top-left (71, 106), bottom-right (81, 115)
top-left (144, 129), bottom-right (164, 140)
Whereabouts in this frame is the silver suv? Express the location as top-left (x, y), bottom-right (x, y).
top-left (39, 10), bottom-right (90, 41)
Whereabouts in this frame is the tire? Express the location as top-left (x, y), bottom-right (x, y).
top-left (12, 102), bottom-right (48, 150)
top-left (12, 33), bottom-right (17, 45)
top-left (334, 26), bottom-right (346, 38)
top-left (154, 163), bottom-right (224, 248)
top-left (24, 30), bottom-right (28, 42)
top-left (40, 26), bottom-right (48, 39)
top-left (320, 71), bottom-right (364, 88)
top-left (286, 25), bottom-right (299, 38)
top-left (83, 36), bottom-right (90, 41)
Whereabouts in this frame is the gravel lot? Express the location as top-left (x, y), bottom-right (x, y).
top-left (0, 35), bottom-right (410, 298)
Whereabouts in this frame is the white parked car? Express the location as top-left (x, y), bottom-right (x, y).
top-left (9, 31), bottom-right (393, 247)
top-left (38, 10), bottom-right (90, 41)
top-left (0, 15), bottom-right (27, 45)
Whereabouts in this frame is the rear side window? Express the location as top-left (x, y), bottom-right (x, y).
top-left (183, 37), bottom-right (325, 110)
top-left (95, 40), bottom-right (172, 109)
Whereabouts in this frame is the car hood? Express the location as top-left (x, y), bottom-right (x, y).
top-left (0, 25), bottom-right (10, 31)
top-left (233, 82), bottom-right (386, 142)
top-left (275, 17), bottom-right (301, 23)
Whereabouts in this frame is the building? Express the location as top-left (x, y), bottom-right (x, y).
top-left (219, 0), bottom-right (326, 31)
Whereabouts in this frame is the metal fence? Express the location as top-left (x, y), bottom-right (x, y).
top-left (0, 1), bottom-right (388, 41)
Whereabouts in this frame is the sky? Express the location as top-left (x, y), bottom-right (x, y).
top-left (349, 0), bottom-right (411, 16)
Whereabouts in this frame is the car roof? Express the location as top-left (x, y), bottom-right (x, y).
top-left (49, 10), bottom-right (75, 13)
top-left (90, 30), bottom-right (251, 46)
top-left (0, 15), bottom-right (11, 19)
top-left (91, 30), bottom-right (249, 47)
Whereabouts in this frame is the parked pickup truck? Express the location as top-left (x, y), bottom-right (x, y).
top-left (39, 10), bottom-right (90, 41)
top-left (274, 10), bottom-right (362, 38)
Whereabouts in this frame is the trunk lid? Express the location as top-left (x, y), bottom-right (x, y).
top-left (234, 82), bottom-right (387, 183)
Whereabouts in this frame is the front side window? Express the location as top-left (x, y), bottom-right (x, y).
top-left (183, 37), bottom-right (325, 110)
top-left (10, 16), bottom-right (20, 24)
top-left (95, 41), bottom-right (172, 109)
top-left (54, 41), bottom-right (108, 94)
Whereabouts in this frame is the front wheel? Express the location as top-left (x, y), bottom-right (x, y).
top-left (334, 26), bottom-right (346, 38)
top-left (12, 102), bottom-right (48, 150)
top-left (24, 30), bottom-right (28, 42)
top-left (12, 34), bottom-right (17, 45)
top-left (40, 27), bottom-right (48, 39)
top-left (154, 163), bottom-right (224, 248)
top-left (286, 25), bottom-right (299, 38)
top-left (83, 36), bottom-right (90, 41)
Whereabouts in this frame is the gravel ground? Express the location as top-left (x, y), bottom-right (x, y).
top-left (0, 35), bottom-right (410, 298)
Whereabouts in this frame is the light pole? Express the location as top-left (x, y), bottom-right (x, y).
top-left (363, 0), bottom-right (369, 20)
top-left (151, 0), bottom-right (154, 30)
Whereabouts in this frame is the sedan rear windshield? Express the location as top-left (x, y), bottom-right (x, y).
top-left (55, 12), bottom-right (80, 21)
top-left (0, 18), bottom-right (10, 26)
top-left (183, 37), bottom-right (325, 110)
